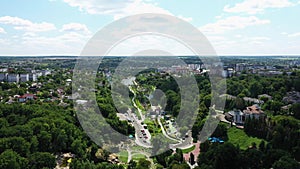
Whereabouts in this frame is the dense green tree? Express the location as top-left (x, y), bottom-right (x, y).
top-left (28, 152), bottom-right (56, 169)
top-left (291, 103), bottom-right (300, 119)
top-left (189, 152), bottom-right (195, 165)
top-left (128, 160), bottom-right (137, 169)
top-left (37, 131), bottom-right (52, 152)
top-left (0, 150), bottom-right (28, 169)
top-left (154, 149), bottom-right (173, 167)
top-left (272, 156), bottom-right (300, 169)
top-left (249, 81), bottom-right (263, 98)
top-left (211, 123), bottom-right (228, 141)
top-left (241, 149), bottom-right (263, 169)
top-left (263, 149), bottom-right (289, 168)
top-left (71, 139), bottom-right (86, 158)
top-left (136, 158), bottom-right (151, 169)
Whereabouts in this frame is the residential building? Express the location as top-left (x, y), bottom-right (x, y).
top-left (29, 73), bottom-right (37, 81)
top-left (18, 94), bottom-right (37, 102)
top-left (0, 68), bottom-right (8, 72)
top-left (235, 63), bottom-right (247, 72)
top-left (23, 68), bottom-right (32, 73)
top-left (225, 105), bottom-right (265, 125)
top-left (20, 74), bottom-right (29, 82)
top-left (228, 110), bottom-right (244, 124)
top-left (243, 97), bottom-right (264, 104)
top-left (0, 73), bottom-right (7, 81)
top-left (243, 104), bottom-right (265, 119)
top-left (258, 94), bottom-right (272, 101)
top-left (282, 91), bottom-right (300, 104)
top-left (7, 74), bottom-right (19, 83)
top-left (41, 70), bottom-right (51, 76)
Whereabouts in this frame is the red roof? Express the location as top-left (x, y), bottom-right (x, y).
top-left (243, 104), bottom-right (264, 114)
top-left (19, 94), bottom-right (37, 99)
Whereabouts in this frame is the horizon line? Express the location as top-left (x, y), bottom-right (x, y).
top-left (0, 55), bottom-right (300, 57)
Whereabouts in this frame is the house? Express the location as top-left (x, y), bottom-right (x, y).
top-left (41, 70), bottom-right (51, 76)
top-left (258, 94), bottom-right (272, 101)
top-left (243, 104), bottom-right (264, 119)
top-left (228, 110), bottom-right (245, 124)
top-left (23, 68), bottom-right (32, 73)
top-left (225, 105), bottom-right (265, 125)
top-left (243, 97), bottom-right (264, 104)
top-left (219, 94), bottom-right (237, 100)
top-left (18, 94), bottom-right (37, 102)
top-left (282, 91), bottom-right (300, 104)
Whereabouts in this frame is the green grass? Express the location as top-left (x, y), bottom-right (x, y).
top-left (227, 126), bottom-right (266, 150)
top-left (145, 120), bottom-right (162, 136)
top-left (181, 145), bottom-right (196, 153)
top-left (132, 153), bottom-right (146, 160)
top-left (118, 151), bottom-right (128, 163)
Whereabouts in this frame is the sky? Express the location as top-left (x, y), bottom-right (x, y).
top-left (0, 0), bottom-right (300, 56)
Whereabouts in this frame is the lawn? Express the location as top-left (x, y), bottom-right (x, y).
top-left (118, 151), bottom-right (128, 163)
top-left (181, 145), bottom-right (196, 153)
top-left (132, 153), bottom-right (146, 160)
top-left (227, 126), bottom-right (266, 150)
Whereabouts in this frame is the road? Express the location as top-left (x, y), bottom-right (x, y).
top-left (126, 80), bottom-right (194, 151)
top-left (157, 116), bottom-right (180, 142)
top-left (127, 85), bottom-right (152, 148)
top-left (170, 130), bottom-right (193, 150)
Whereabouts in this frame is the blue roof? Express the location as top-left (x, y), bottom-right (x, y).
top-left (208, 137), bottom-right (224, 143)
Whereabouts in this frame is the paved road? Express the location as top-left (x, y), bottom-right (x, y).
top-left (127, 86), bottom-right (152, 148)
top-left (128, 111), bottom-right (152, 148)
top-left (170, 131), bottom-right (193, 149)
top-left (157, 116), bottom-right (180, 142)
top-left (126, 81), bottom-right (194, 151)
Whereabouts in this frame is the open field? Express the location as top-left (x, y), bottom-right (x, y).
top-left (227, 126), bottom-right (266, 150)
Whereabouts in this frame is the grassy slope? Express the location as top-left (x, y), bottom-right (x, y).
top-left (118, 151), bottom-right (128, 163)
top-left (227, 126), bottom-right (266, 150)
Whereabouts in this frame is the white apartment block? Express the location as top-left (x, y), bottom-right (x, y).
top-left (20, 74), bottom-right (29, 82)
top-left (7, 74), bottom-right (19, 83)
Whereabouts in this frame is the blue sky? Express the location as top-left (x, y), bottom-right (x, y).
top-left (0, 0), bottom-right (300, 56)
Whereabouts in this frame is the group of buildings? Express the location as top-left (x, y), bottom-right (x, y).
top-left (0, 69), bottom-right (51, 83)
top-left (155, 61), bottom-right (295, 78)
top-left (225, 104), bottom-right (265, 126)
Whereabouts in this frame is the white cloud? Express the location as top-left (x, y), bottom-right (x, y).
top-left (63, 0), bottom-right (134, 15)
top-left (0, 28), bottom-right (92, 55)
top-left (224, 0), bottom-right (294, 14)
top-left (60, 23), bottom-right (91, 34)
top-left (112, 0), bottom-right (172, 20)
top-left (288, 32), bottom-right (300, 37)
top-left (23, 32), bottom-right (38, 37)
top-left (0, 16), bottom-right (56, 32)
top-left (0, 27), bottom-right (6, 34)
top-left (249, 36), bottom-right (270, 41)
top-left (9, 32), bottom-right (91, 55)
top-left (235, 34), bottom-right (243, 38)
top-left (215, 15), bottom-right (223, 19)
top-left (199, 16), bottom-right (270, 34)
top-left (62, 0), bottom-right (172, 20)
